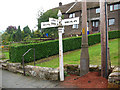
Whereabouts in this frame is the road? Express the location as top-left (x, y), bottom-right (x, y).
top-left (1, 70), bottom-right (63, 88)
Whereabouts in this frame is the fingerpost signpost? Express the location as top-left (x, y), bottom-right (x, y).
top-left (41, 10), bottom-right (79, 81)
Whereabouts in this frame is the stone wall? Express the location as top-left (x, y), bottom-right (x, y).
top-left (1, 61), bottom-right (59, 81)
top-left (25, 65), bottom-right (59, 80)
top-left (108, 66), bottom-right (120, 88)
top-left (64, 64), bottom-right (103, 75)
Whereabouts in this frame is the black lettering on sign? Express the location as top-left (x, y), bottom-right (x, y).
top-left (65, 21), bottom-right (69, 23)
top-left (70, 21), bottom-right (73, 23)
top-left (51, 23), bottom-right (56, 25)
top-left (74, 20), bottom-right (77, 22)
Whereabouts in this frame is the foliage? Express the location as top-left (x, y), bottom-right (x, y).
top-left (16, 26), bottom-right (22, 41)
top-left (23, 25), bottom-right (31, 38)
top-left (34, 30), bottom-right (41, 38)
top-left (38, 9), bottom-right (63, 38)
top-left (9, 30), bottom-right (120, 63)
top-left (11, 26), bottom-right (22, 42)
top-left (23, 34), bottom-right (32, 41)
top-left (6, 26), bottom-right (17, 34)
top-left (38, 9), bottom-right (59, 29)
top-left (2, 25), bottom-right (33, 43)
top-left (2, 32), bottom-right (11, 41)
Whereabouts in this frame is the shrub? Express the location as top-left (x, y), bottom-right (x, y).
top-left (9, 30), bottom-right (120, 63)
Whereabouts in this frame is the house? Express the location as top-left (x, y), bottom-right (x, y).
top-left (51, 0), bottom-right (120, 36)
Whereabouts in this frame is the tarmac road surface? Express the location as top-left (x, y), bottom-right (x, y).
top-left (1, 70), bottom-right (63, 88)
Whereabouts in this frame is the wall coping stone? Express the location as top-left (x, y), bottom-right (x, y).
top-left (113, 67), bottom-right (120, 72)
top-left (109, 72), bottom-right (120, 77)
top-left (0, 59), bottom-right (9, 63)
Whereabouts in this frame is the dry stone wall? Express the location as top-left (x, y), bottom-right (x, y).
top-left (1, 60), bottom-right (59, 81)
top-left (108, 66), bottom-right (120, 88)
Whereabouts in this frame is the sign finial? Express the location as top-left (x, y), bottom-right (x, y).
top-left (57, 10), bottom-right (62, 17)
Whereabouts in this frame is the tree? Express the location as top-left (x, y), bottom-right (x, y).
top-left (34, 30), bottom-right (41, 38)
top-left (14, 26), bottom-right (22, 42)
top-left (38, 9), bottom-right (63, 38)
top-left (5, 26), bottom-right (17, 34)
top-left (23, 25), bottom-right (31, 38)
top-left (21, 31), bottom-right (25, 40)
top-left (2, 32), bottom-right (11, 42)
top-left (31, 30), bottom-right (34, 38)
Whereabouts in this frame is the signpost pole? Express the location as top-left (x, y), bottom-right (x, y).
top-left (57, 10), bottom-right (64, 81)
top-left (80, 0), bottom-right (89, 76)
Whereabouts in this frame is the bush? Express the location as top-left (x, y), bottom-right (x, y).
top-left (9, 30), bottom-right (120, 63)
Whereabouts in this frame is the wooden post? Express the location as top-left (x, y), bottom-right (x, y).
top-left (58, 10), bottom-right (64, 81)
top-left (80, 0), bottom-right (89, 76)
top-left (100, 0), bottom-right (108, 78)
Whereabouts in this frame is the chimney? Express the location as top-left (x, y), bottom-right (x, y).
top-left (59, 2), bottom-right (62, 6)
top-left (75, 0), bottom-right (78, 2)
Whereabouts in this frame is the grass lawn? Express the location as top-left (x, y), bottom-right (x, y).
top-left (35, 38), bottom-right (119, 68)
top-left (2, 51), bottom-right (9, 59)
top-left (0, 50), bottom-right (9, 60)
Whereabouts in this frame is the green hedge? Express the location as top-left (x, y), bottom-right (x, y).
top-left (9, 30), bottom-right (120, 63)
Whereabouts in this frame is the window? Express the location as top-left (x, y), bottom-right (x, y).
top-left (73, 13), bottom-right (75, 17)
top-left (92, 21), bottom-right (99, 27)
top-left (114, 4), bottom-right (119, 10)
top-left (92, 22), bottom-right (95, 27)
top-left (69, 13), bottom-right (75, 18)
top-left (87, 22), bottom-right (89, 27)
top-left (72, 24), bottom-right (78, 29)
top-left (96, 22), bottom-right (99, 27)
top-left (110, 5), bottom-right (113, 11)
top-left (110, 4), bottom-right (120, 11)
top-left (96, 8), bottom-right (100, 13)
top-left (109, 19), bottom-right (115, 26)
top-left (69, 14), bottom-right (73, 18)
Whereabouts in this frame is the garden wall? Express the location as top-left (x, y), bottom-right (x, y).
top-left (1, 61), bottom-right (59, 81)
top-left (9, 30), bottom-right (120, 63)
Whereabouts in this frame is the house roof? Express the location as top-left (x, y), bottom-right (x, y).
top-left (50, 0), bottom-right (120, 14)
top-left (68, 2), bottom-right (99, 13)
top-left (67, 0), bottom-right (120, 13)
top-left (51, 2), bottom-right (75, 14)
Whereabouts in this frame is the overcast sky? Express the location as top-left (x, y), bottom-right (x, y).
top-left (0, 0), bottom-right (81, 32)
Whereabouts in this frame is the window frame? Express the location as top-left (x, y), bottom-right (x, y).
top-left (72, 24), bottom-right (78, 29)
top-left (110, 4), bottom-right (120, 11)
top-left (92, 21), bottom-right (99, 27)
top-left (110, 5), bottom-right (113, 11)
top-left (96, 8), bottom-right (100, 13)
top-left (69, 13), bottom-right (75, 18)
top-left (108, 18), bottom-right (115, 26)
top-left (114, 4), bottom-right (119, 10)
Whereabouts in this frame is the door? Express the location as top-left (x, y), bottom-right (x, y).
top-left (92, 20), bottom-right (99, 32)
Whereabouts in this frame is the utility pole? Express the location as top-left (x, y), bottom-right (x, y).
top-left (106, 2), bottom-right (111, 70)
top-left (100, 0), bottom-right (108, 78)
top-left (80, 0), bottom-right (89, 76)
